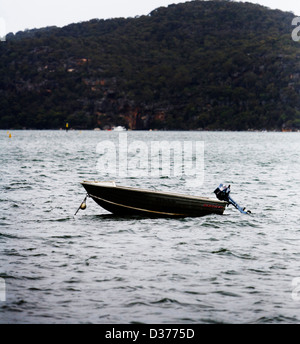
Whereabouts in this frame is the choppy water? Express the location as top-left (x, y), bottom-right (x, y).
top-left (1, 130), bottom-right (300, 324)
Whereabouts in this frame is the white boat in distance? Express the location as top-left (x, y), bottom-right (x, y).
top-left (112, 126), bottom-right (126, 131)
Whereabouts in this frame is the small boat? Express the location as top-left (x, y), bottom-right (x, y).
top-left (112, 126), bottom-right (126, 131)
top-left (78, 181), bottom-right (228, 217)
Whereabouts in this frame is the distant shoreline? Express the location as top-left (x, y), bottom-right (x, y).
top-left (2, 128), bottom-right (299, 133)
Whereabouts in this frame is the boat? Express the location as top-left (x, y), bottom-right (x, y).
top-left (112, 126), bottom-right (126, 131)
top-left (78, 181), bottom-right (228, 217)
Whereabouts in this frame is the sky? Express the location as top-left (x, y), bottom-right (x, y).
top-left (1, 0), bottom-right (300, 35)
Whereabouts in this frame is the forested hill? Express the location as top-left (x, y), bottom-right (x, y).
top-left (1, 0), bottom-right (300, 130)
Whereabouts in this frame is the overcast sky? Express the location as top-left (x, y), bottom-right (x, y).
top-left (1, 0), bottom-right (300, 35)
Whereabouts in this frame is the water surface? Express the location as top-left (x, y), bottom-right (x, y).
top-left (1, 130), bottom-right (300, 323)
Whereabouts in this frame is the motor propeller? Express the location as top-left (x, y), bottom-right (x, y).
top-left (214, 184), bottom-right (251, 214)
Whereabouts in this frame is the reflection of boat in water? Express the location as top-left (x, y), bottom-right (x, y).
top-left (112, 126), bottom-right (126, 131)
top-left (79, 181), bottom-right (227, 217)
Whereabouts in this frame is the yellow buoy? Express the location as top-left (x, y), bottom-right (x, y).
top-left (9, 133), bottom-right (12, 138)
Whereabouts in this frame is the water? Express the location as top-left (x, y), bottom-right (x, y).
top-left (1, 130), bottom-right (300, 324)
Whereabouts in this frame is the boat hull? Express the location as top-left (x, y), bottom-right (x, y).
top-left (81, 181), bottom-right (227, 217)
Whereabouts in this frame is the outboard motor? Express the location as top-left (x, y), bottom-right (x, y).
top-left (214, 184), bottom-right (251, 214)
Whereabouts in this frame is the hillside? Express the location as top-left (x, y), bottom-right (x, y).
top-left (0, 0), bottom-right (300, 130)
